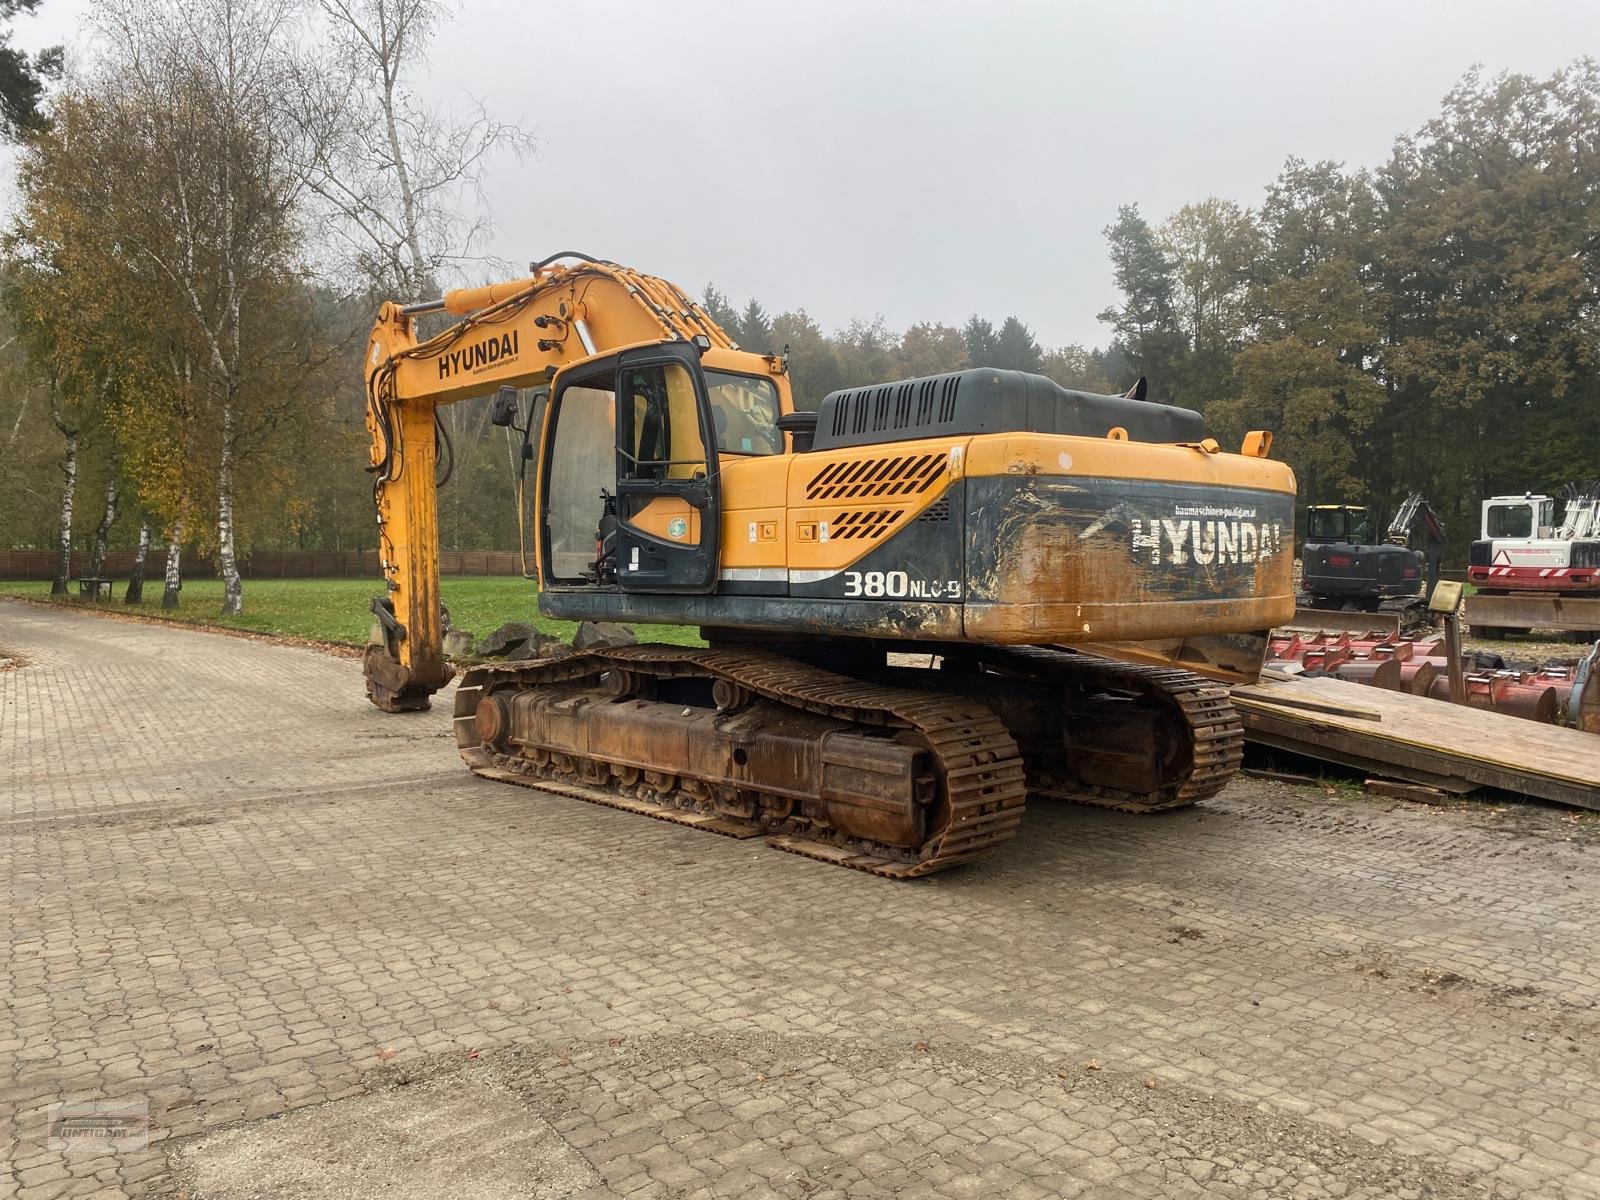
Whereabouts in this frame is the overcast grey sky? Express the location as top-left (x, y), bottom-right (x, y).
top-left (13, 0), bottom-right (1600, 348)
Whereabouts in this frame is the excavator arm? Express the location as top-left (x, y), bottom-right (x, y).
top-left (362, 254), bottom-right (737, 711)
top-left (1386, 492), bottom-right (1447, 600)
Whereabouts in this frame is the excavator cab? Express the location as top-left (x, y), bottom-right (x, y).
top-left (540, 343), bottom-right (723, 593)
top-left (1304, 505), bottom-right (1375, 545)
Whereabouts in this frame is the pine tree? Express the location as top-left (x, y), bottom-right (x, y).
top-left (993, 317), bottom-right (1043, 372)
top-left (1097, 204), bottom-right (1188, 396)
top-left (962, 316), bottom-right (997, 365)
top-left (0, 0), bottom-right (61, 139)
top-left (737, 298), bottom-right (772, 350)
top-left (700, 284), bottom-right (739, 336)
top-left (1098, 205), bottom-right (1178, 341)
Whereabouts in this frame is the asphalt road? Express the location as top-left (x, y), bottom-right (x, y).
top-left (3, 600), bottom-right (1598, 1199)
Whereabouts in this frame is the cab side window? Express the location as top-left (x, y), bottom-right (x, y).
top-left (545, 383), bottom-right (616, 582)
top-left (705, 371), bottom-right (782, 455)
top-left (621, 363), bottom-right (706, 481)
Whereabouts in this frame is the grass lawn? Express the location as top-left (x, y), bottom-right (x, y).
top-left (0, 576), bottom-right (702, 649)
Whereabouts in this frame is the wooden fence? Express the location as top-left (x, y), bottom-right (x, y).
top-left (1, 547), bottom-right (1469, 586)
top-left (0, 548), bottom-right (524, 580)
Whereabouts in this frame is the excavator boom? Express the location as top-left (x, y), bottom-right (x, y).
top-left (362, 254), bottom-right (778, 710)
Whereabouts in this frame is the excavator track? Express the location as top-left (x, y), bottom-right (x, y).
top-left (453, 645), bottom-right (1027, 878)
top-left (452, 643), bottom-right (1243, 878)
top-left (970, 646), bottom-right (1245, 814)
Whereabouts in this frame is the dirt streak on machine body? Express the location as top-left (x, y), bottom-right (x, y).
top-left (362, 253), bottom-right (1298, 876)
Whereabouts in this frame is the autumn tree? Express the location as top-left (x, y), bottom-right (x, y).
top-left (1208, 160), bottom-right (1384, 507)
top-left (1374, 61), bottom-right (1600, 533)
top-left (5, 156), bottom-right (130, 593)
top-left (1159, 199), bottom-right (1261, 356)
top-left (77, 0), bottom-right (332, 614)
top-left (833, 317), bottom-right (896, 388)
top-left (771, 309), bottom-right (841, 409)
top-left (1039, 344), bottom-right (1115, 394)
top-left (895, 322), bottom-right (967, 378)
top-left (11, 83), bottom-right (213, 605)
top-left (1157, 198), bottom-right (1262, 406)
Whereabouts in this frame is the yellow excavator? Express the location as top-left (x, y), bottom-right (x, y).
top-left (363, 253), bottom-right (1296, 877)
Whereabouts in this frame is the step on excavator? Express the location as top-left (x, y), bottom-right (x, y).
top-left (362, 254), bottom-right (1297, 877)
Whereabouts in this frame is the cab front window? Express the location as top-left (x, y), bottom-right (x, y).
top-left (1307, 509), bottom-right (1348, 541)
top-left (1487, 503), bottom-right (1534, 539)
top-left (704, 371), bottom-right (782, 456)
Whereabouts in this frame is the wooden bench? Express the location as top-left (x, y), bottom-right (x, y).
top-left (76, 577), bottom-right (113, 600)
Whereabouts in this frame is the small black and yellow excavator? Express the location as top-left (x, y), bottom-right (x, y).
top-left (362, 254), bottom-right (1297, 877)
top-left (1296, 493), bottom-right (1446, 633)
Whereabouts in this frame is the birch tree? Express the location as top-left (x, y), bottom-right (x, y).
top-left (87, 0), bottom-right (322, 614)
top-left (4, 253), bottom-right (110, 596)
top-left (306, 0), bottom-right (535, 515)
top-left (86, 451), bottom-right (120, 582)
top-left (47, 388), bottom-right (77, 594)
top-left (124, 517), bottom-right (151, 603)
top-left (307, 0), bottom-right (535, 299)
top-left (9, 81), bottom-right (196, 606)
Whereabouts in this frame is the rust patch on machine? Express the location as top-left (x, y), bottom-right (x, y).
top-left (966, 477), bottom-right (1295, 643)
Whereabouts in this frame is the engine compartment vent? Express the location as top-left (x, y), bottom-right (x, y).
top-left (829, 509), bottom-right (903, 540)
top-left (829, 376), bottom-right (961, 440)
top-left (810, 368), bottom-right (1205, 452)
top-left (805, 453), bottom-right (947, 501)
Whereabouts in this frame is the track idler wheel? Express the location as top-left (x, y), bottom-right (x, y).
top-left (474, 693), bottom-right (510, 742)
top-left (712, 678), bottom-right (751, 711)
top-left (602, 668), bottom-right (641, 698)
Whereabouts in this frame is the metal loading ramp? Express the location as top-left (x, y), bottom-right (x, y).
top-left (1232, 673), bottom-right (1600, 810)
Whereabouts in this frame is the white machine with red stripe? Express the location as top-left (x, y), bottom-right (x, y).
top-left (1466, 487), bottom-right (1600, 638)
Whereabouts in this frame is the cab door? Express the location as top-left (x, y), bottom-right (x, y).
top-left (614, 346), bottom-right (720, 591)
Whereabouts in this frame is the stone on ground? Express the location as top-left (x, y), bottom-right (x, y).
top-left (572, 620), bottom-right (635, 650)
top-left (476, 621), bottom-right (541, 658)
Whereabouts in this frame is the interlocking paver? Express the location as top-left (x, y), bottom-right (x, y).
top-left (3, 599), bottom-right (1599, 1198)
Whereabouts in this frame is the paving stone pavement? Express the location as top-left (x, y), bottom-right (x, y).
top-left (3, 598), bottom-right (1599, 1199)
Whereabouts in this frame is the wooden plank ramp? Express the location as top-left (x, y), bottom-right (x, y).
top-left (1232, 672), bottom-right (1600, 811)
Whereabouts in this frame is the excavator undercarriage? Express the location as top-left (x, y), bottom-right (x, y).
top-left (454, 641), bottom-right (1243, 877)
